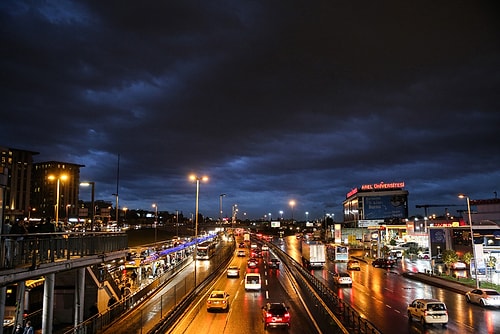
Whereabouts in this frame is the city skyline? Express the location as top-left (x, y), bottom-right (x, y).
top-left (1, 2), bottom-right (499, 221)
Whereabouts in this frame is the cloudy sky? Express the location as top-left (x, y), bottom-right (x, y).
top-left (1, 1), bottom-right (499, 222)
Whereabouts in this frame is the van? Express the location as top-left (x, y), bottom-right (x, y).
top-left (245, 273), bottom-right (261, 291)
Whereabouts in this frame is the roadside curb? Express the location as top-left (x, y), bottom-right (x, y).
top-left (402, 272), bottom-right (470, 295)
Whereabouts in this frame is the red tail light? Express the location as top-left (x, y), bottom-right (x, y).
top-left (284, 312), bottom-right (290, 320)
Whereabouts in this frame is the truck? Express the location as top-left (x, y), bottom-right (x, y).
top-left (301, 240), bottom-right (326, 269)
top-left (243, 232), bottom-right (250, 243)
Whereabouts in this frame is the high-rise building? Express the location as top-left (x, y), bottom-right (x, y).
top-left (32, 161), bottom-right (85, 222)
top-left (0, 146), bottom-right (39, 228)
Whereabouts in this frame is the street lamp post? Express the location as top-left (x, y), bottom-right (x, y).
top-left (232, 204), bottom-right (238, 225)
top-left (176, 210), bottom-right (179, 237)
top-left (152, 203), bottom-right (158, 244)
top-left (459, 194), bottom-right (479, 288)
top-left (190, 174), bottom-right (208, 287)
top-left (80, 182), bottom-right (95, 231)
top-left (219, 193), bottom-right (226, 224)
top-left (48, 174), bottom-right (68, 224)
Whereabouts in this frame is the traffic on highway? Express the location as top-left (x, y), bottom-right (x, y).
top-left (99, 229), bottom-right (499, 334)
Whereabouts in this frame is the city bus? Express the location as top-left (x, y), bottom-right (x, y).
top-left (196, 240), bottom-right (217, 260)
top-left (327, 244), bottom-right (349, 262)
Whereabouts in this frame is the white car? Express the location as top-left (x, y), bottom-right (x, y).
top-left (448, 261), bottom-right (467, 270)
top-left (466, 288), bottom-right (500, 307)
top-left (244, 273), bottom-right (261, 291)
top-left (262, 244), bottom-right (269, 251)
top-left (226, 266), bottom-right (240, 278)
top-left (418, 252), bottom-right (430, 260)
top-left (332, 272), bottom-right (352, 286)
top-left (407, 299), bottom-right (448, 327)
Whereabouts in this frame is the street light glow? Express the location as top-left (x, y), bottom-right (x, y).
top-left (48, 174), bottom-right (68, 223)
top-left (190, 174), bottom-right (209, 287)
top-left (458, 193), bottom-right (479, 289)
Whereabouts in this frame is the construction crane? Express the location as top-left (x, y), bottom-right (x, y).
top-left (415, 204), bottom-right (462, 217)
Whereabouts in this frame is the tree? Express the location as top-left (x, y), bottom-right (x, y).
top-left (462, 252), bottom-right (473, 266)
top-left (486, 255), bottom-right (497, 269)
top-left (380, 245), bottom-right (391, 257)
top-left (441, 249), bottom-right (459, 273)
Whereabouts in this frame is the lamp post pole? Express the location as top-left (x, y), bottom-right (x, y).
top-left (80, 182), bottom-right (95, 231)
top-left (459, 194), bottom-right (479, 288)
top-left (49, 174), bottom-right (68, 224)
top-left (190, 175), bottom-right (208, 287)
top-left (176, 210), bottom-right (179, 237)
top-left (219, 193), bottom-right (226, 224)
top-left (152, 203), bottom-right (158, 244)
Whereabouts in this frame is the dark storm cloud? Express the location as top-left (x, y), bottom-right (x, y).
top-left (1, 1), bottom-right (499, 220)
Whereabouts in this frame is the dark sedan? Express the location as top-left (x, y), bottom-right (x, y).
top-left (372, 258), bottom-right (395, 268)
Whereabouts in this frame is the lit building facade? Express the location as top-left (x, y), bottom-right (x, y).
top-left (32, 161), bottom-right (84, 222)
top-left (0, 146), bottom-right (39, 226)
top-left (343, 181), bottom-right (409, 228)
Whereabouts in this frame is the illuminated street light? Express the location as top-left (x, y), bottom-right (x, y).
top-left (232, 204), bottom-right (238, 225)
top-left (219, 193), bottom-right (226, 223)
top-left (305, 211), bottom-right (309, 222)
top-left (80, 181), bottom-right (95, 231)
top-left (123, 207), bottom-right (128, 222)
top-left (190, 174), bottom-right (209, 287)
top-left (279, 210), bottom-right (283, 220)
top-left (289, 200), bottom-right (296, 221)
top-left (458, 193), bottom-right (479, 288)
top-left (152, 203), bottom-right (158, 243)
top-left (48, 174), bottom-right (68, 224)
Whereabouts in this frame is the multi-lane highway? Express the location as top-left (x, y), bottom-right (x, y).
top-left (279, 236), bottom-right (500, 334)
top-left (171, 244), bottom-right (318, 333)
top-left (104, 233), bottom-right (500, 334)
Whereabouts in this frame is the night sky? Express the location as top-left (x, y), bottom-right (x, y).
top-left (1, 1), bottom-right (499, 222)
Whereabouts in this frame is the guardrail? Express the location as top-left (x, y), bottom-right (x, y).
top-left (270, 241), bottom-right (382, 334)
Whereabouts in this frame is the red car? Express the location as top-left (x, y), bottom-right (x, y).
top-left (247, 258), bottom-right (259, 268)
top-left (262, 302), bottom-right (290, 329)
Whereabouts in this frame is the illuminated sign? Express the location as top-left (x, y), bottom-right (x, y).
top-left (334, 224), bottom-right (342, 243)
top-left (347, 182), bottom-right (405, 198)
top-left (361, 182), bottom-right (405, 191)
top-left (346, 188), bottom-right (358, 198)
top-left (359, 219), bottom-right (384, 227)
top-left (271, 221), bottom-right (281, 228)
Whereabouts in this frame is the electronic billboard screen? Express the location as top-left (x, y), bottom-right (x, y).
top-left (363, 195), bottom-right (407, 220)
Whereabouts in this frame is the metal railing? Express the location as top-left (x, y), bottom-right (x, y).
top-left (0, 232), bottom-right (128, 272)
top-left (270, 241), bottom-right (382, 334)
